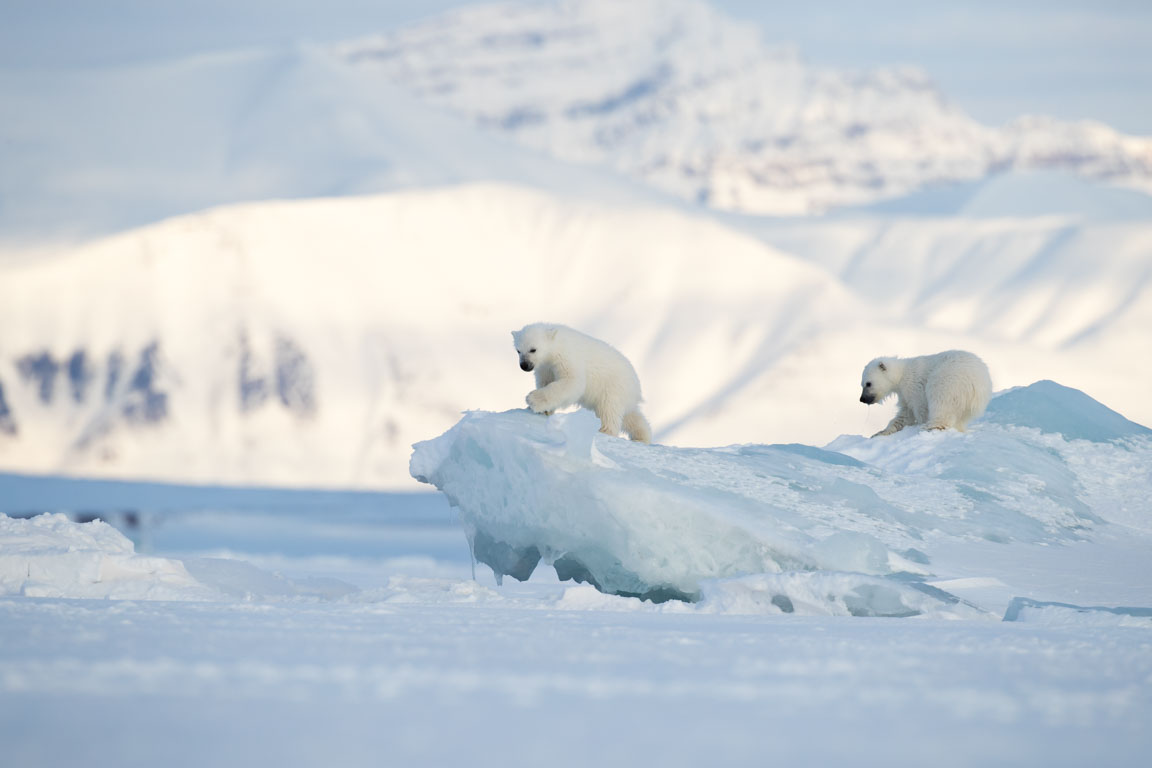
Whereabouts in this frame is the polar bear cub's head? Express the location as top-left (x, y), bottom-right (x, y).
top-left (860, 357), bottom-right (899, 405)
top-left (511, 323), bottom-right (559, 372)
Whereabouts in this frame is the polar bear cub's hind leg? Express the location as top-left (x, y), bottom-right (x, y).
top-left (623, 409), bottom-right (652, 443)
top-left (596, 402), bottom-right (624, 437)
top-left (924, 380), bottom-right (958, 431)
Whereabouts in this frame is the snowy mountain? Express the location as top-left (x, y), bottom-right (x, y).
top-left (0, 185), bottom-right (847, 486)
top-left (4, 0), bottom-right (1151, 243)
top-left (2, 183), bottom-right (1149, 488)
top-left (738, 188), bottom-right (1152, 354)
top-left (339, 0), bottom-right (1152, 214)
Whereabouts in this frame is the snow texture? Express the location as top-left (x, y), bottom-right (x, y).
top-left (411, 382), bottom-right (1152, 607)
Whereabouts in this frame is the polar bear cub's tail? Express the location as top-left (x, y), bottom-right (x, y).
top-left (622, 409), bottom-right (652, 444)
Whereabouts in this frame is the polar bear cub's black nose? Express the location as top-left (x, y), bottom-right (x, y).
top-left (860, 393), bottom-right (874, 404)
top-left (520, 360), bottom-right (534, 372)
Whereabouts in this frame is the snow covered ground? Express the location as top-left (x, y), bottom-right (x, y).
top-left (4, 589), bottom-right (1149, 767)
top-left (2, 381), bottom-right (1151, 767)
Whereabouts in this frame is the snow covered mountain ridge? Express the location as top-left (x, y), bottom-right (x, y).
top-left (3, 0), bottom-right (1150, 241)
top-left (338, 0), bottom-right (1152, 214)
top-left (1, 184), bottom-right (1149, 489)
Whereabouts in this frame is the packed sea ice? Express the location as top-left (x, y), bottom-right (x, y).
top-left (411, 380), bottom-right (1152, 617)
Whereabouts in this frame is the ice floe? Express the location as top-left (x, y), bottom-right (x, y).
top-left (412, 381), bottom-right (1152, 610)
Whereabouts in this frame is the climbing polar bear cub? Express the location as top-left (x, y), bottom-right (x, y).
top-left (859, 350), bottom-right (992, 437)
top-left (512, 323), bottom-right (652, 442)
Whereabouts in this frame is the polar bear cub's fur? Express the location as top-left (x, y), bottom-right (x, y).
top-left (859, 350), bottom-right (992, 437)
top-left (512, 323), bottom-right (651, 443)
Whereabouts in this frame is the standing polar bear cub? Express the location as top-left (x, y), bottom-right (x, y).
top-left (859, 350), bottom-right (992, 437)
top-left (512, 323), bottom-right (652, 443)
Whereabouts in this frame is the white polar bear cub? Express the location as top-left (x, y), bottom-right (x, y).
top-left (512, 323), bottom-right (652, 443)
top-left (859, 350), bottom-right (992, 437)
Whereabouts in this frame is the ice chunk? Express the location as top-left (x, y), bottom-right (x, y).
top-left (0, 512), bottom-right (366, 602)
top-left (827, 418), bottom-right (1147, 542)
top-left (411, 409), bottom-right (914, 601)
top-left (182, 557), bottom-right (358, 601)
top-left (350, 576), bottom-right (504, 605)
top-left (697, 572), bottom-right (989, 619)
top-left (0, 512), bottom-right (217, 601)
top-left (412, 385), bottom-right (1152, 603)
top-left (982, 380), bottom-right (1152, 444)
top-left (1003, 597), bottom-right (1152, 628)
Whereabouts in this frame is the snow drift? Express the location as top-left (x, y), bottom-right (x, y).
top-left (0, 513), bottom-right (215, 601)
top-left (0, 511), bottom-right (363, 602)
top-left (411, 381), bottom-right (1152, 607)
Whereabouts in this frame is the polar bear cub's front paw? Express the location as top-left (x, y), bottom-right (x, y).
top-left (526, 389), bottom-right (552, 414)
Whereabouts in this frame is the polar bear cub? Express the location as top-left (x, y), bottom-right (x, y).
top-left (859, 350), bottom-right (992, 437)
top-left (512, 323), bottom-right (652, 443)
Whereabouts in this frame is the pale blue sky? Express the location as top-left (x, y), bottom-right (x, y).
top-left (2, 0), bottom-right (1149, 133)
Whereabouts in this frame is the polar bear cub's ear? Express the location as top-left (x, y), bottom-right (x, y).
top-left (878, 361), bottom-right (887, 371)
top-left (546, 327), bottom-right (558, 340)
